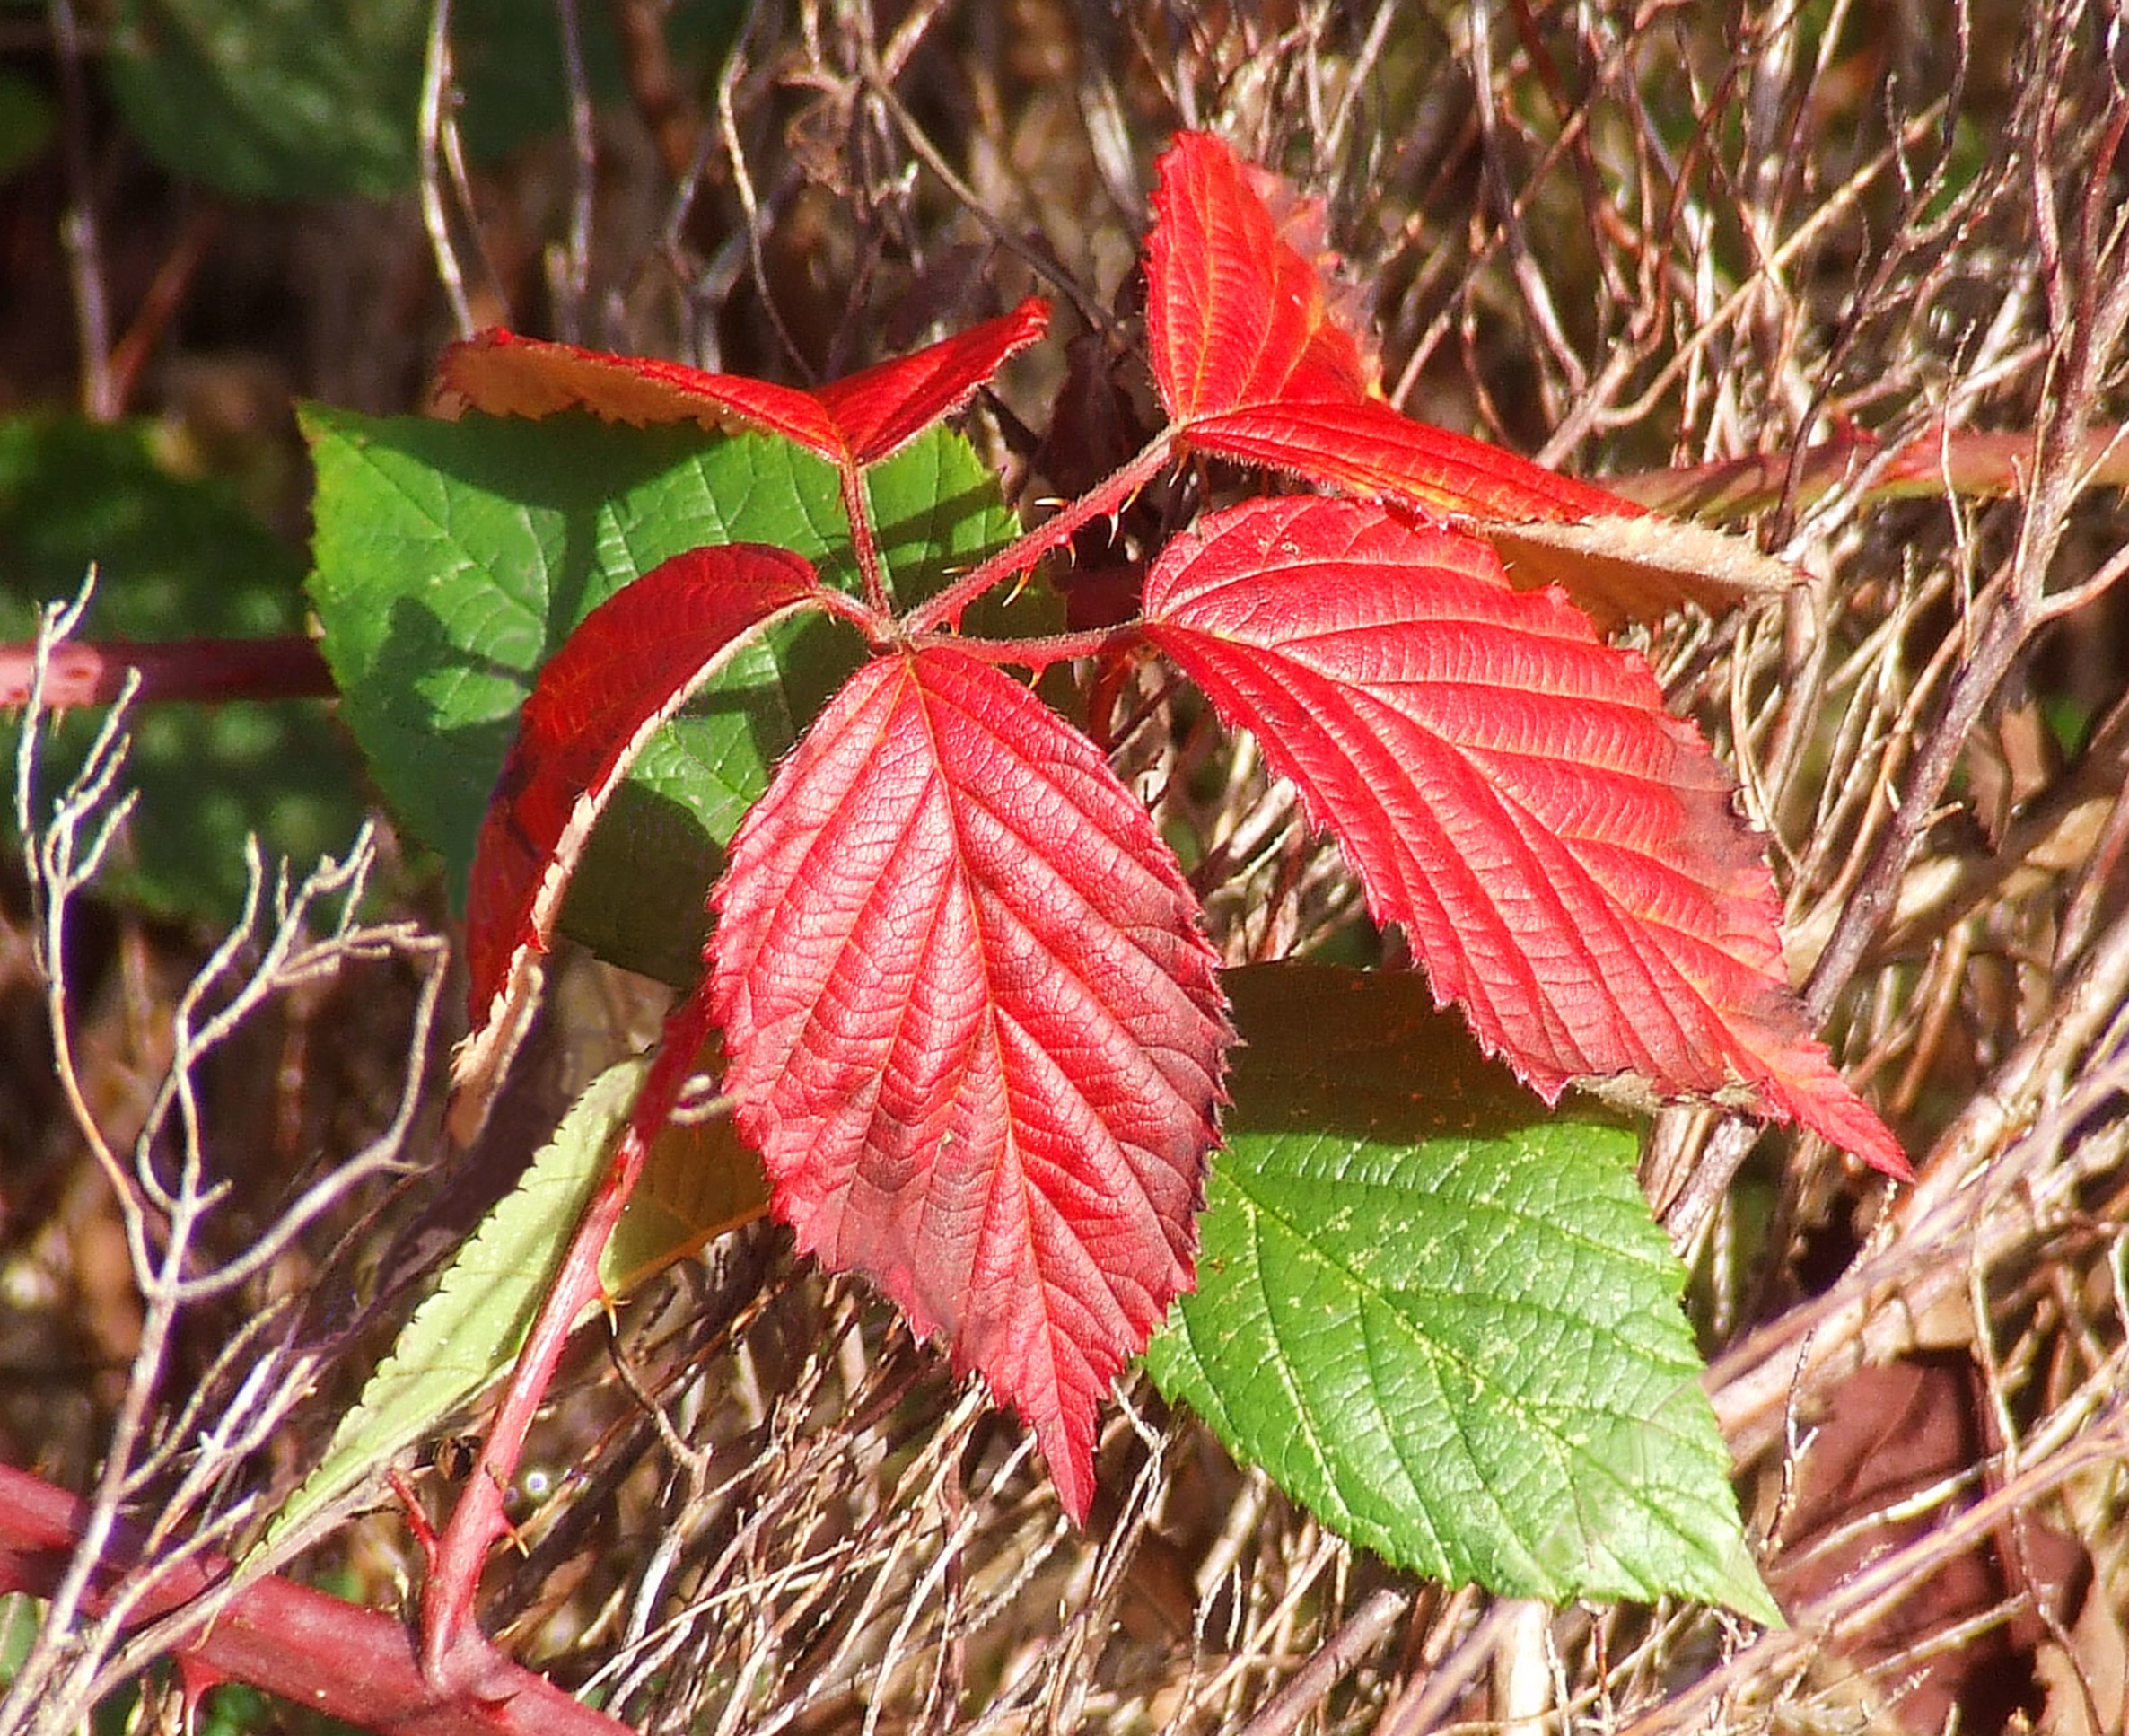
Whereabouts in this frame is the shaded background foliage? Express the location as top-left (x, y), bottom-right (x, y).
top-left (2, 1), bottom-right (2127, 1732)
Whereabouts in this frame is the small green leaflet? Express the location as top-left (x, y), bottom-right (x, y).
top-left (1144, 965), bottom-right (1777, 1619)
top-left (259, 1057), bottom-right (766, 1558)
top-left (303, 408), bottom-right (1038, 986)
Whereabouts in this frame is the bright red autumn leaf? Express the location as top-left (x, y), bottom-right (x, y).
top-left (1138, 495), bottom-right (1907, 1178)
top-left (1181, 398), bottom-right (1628, 526)
top-left (433, 298), bottom-right (1049, 468)
top-left (1144, 131), bottom-right (1374, 418)
top-left (452, 544), bottom-right (823, 1118)
top-left (1143, 134), bottom-right (1794, 625)
top-left (710, 645), bottom-right (1231, 1520)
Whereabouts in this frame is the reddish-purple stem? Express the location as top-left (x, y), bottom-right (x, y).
top-left (838, 453), bottom-right (892, 619)
top-left (0, 1462), bottom-right (629, 1736)
top-left (901, 434), bottom-right (1175, 636)
top-left (420, 980), bottom-right (725, 1697)
top-left (913, 625), bottom-right (1136, 672)
top-left (0, 636), bottom-right (336, 708)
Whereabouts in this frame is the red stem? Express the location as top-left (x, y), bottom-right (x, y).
top-left (420, 982), bottom-right (726, 1697)
top-left (0, 636), bottom-right (337, 709)
top-left (838, 453), bottom-right (892, 619)
top-left (912, 624), bottom-right (1137, 673)
top-left (0, 1462), bottom-right (630, 1736)
top-left (901, 433), bottom-right (1175, 636)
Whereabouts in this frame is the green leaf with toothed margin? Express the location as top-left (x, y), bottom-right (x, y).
top-left (257, 1057), bottom-right (765, 1561)
top-left (1145, 964), bottom-right (1778, 1620)
top-left (304, 408), bottom-right (1036, 986)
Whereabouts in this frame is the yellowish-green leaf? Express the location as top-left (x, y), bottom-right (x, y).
top-left (258, 1057), bottom-right (765, 1556)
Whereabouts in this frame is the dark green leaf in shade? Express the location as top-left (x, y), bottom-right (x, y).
top-left (1143, 964), bottom-right (1779, 1619)
top-left (105, 0), bottom-right (741, 199)
top-left (0, 416), bottom-right (364, 925)
top-left (0, 68), bottom-right (54, 185)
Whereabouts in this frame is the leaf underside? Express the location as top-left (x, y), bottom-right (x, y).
top-left (434, 298), bottom-right (1047, 467)
top-left (711, 645), bottom-right (1231, 1521)
top-left (1146, 964), bottom-right (1780, 1620)
top-left (454, 542), bottom-right (823, 1109)
top-left (1139, 495), bottom-right (1904, 1175)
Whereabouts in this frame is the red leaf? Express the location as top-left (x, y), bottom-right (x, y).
top-left (1185, 399), bottom-right (1629, 524)
top-left (434, 329), bottom-right (841, 456)
top-left (1145, 132), bottom-right (1373, 421)
top-left (453, 545), bottom-right (821, 1121)
top-left (1142, 134), bottom-right (1796, 626)
top-left (711, 646), bottom-right (1231, 1519)
top-left (1183, 403), bottom-right (1800, 627)
top-left (1139, 496), bottom-right (1906, 1177)
top-left (433, 299), bottom-right (1049, 468)
top-left (818, 297), bottom-right (1051, 462)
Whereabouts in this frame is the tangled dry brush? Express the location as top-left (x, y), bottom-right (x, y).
top-left (6, 2), bottom-right (2129, 1732)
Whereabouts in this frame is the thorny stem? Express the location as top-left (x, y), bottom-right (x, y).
top-left (839, 453), bottom-right (892, 617)
top-left (3, 578), bottom-right (458, 1733)
top-left (420, 981), bottom-right (728, 1696)
top-left (902, 433), bottom-right (1174, 637)
top-left (0, 1465), bottom-right (631, 1736)
top-left (912, 625), bottom-right (1135, 673)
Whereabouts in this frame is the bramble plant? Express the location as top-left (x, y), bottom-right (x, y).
top-left (298, 132), bottom-right (1907, 1685)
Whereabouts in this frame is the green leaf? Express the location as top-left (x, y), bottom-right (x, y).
top-left (1144, 964), bottom-right (1777, 1620)
top-left (0, 68), bottom-right (54, 185)
top-left (0, 416), bottom-right (364, 925)
top-left (303, 407), bottom-right (1030, 985)
top-left (105, 0), bottom-right (742, 200)
top-left (260, 1057), bottom-right (765, 1556)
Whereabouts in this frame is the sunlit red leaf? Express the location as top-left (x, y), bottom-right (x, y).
top-left (1145, 132), bottom-right (1373, 421)
top-left (433, 299), bottom-right (1049, 467)
top-left (452, 545), bottom-right (822, 1122)
top-left (711, 646), bottom-right (1231, 1519)
top-left (1138, 496), bottom-right (1906, 1177)
top-left (1142, 133), bottom-right (1795, 625)
top-left (819, 297), bottom-right (1050, 462)
top-left (1185, 398), bottom-right (1627, 523)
